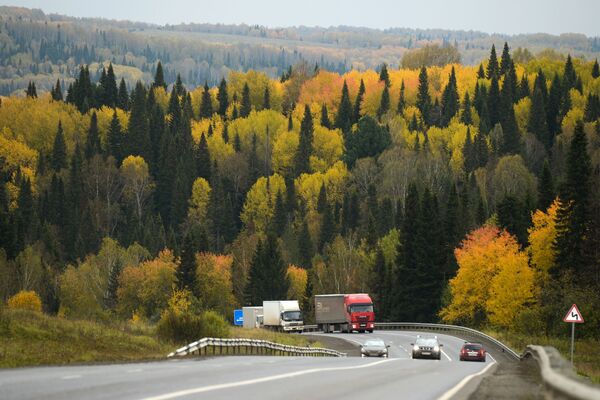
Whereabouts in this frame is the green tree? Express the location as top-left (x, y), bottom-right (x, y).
top-left (397, 80), bottom-right (406, 114)
top-left (51, 121), bottom-right (67, 172)
top-left (196, 133), bottom-right (211, 181)
top-left (440, 66), bottom-right (459, 127)
top-left (335, 80), bottom-right (354, 136)
top-left (107, 111), bottom-right (123, 164)
top-left (199, 82), bottom-right (213, 119)
top-left (528, 86), bottom-right (549, 147)
top-left (592, 59), bottom-right (600, 79)
top-left (85, 112), bottom-right (101, 159)
top-left (416, 67), bottom-right (432, 126)
top-left (344, 116), bottom-right (391, 168)
top-left (377, 85), bottom-right (390, 119)
top-left (117, 78), bottom-right (129, 111)
top-left (298, 220), bottom-right (313, 268)
top-left (460, 92), bottom-right (473, 125)
top-left (126, 82), bottom-right (151, 163)
top-left (499, 42), bottom-right (512, 76)
top-left (217, 78), bottom-right (229, 117)
top-left (320, 104), bottom-right (331, 128)
top-left (153, 61), bottom-right (167, 89)
top-left (240, 83), bottom-right (251, 118)
top-left (538, 159), bottom-right (554, 211)
top-left (263, 86), bottom-right (270, 110)
top-left (51, 79), bottom-right (63, 101)
top-left (177, 233), bottom-right (197, 292)
top-left (379, 63), bottom-right (390, 87)
top-left (295, 104), bottom-right (314, 175)
top-left (486, 44), bottom-right (499, 79)
top-left (353, 79), bottom-right (366, 123)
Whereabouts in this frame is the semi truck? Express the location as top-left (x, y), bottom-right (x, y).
top-left (242, 306), bottom-right (263, 329)
top-left (315, 293), bottom-right (375, 333)
top-left (262, 300), bottom-right (304, 332)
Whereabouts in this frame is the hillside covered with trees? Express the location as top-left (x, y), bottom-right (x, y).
top-left (1, 37), bottom-right (599, 341)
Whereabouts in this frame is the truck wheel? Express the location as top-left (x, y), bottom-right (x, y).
top-left (359, 330), bottom-right (365, 333)
top-left (368, 330), bottom-right (373, 333)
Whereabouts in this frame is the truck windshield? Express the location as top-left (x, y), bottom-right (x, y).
top-left (349, 304), bottom-right (373, 313)
top-left (282, 311), bottom-right (303, 321)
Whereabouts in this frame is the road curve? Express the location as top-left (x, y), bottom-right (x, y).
top-left (0, 331), bottom-right (495, 400)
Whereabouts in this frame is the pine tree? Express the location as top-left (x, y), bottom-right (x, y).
top-left (217, 78), bottom-right (228, 117)
top-left (263, 86), bottom-right (270, 110)
top-left (440, 67), bottom-right (459, 127)
top-left (107, 111), bottom-right (122, 163)
top-left (474, 130), bottom-right (489, 168)
top-left (477, 64), bottom-right (485, 79)
top-left (460, 92), bottom-right (473, 125)
top-left (222, 123), bottom-right (229, 143)
top-left (462, 127), bottom-right (476, 173)
top-left (379, 63), bottom-right (390, 87)
top-left (409, 113), bottom-right (420, 131)
top-left (528, 86), bottom-right (549, 147)
top-left (153, 61), bottom-right (167, 89)
top-left (117, 78), bottom-right (129, 111)
top-left (377, 85), bottom-right (390, 119)
top-left (584, 93), bottom-right (600, 122)
top-left (538, 159), bottom-right (554, 211)
top-left (148, 103), bottom-right (165, 176)
top-left (177, 233), bottom-right (197, 292)
top-left (320, 104), bottom-right (331, 128)
top-left (51, 121), bottom-right (67, 171)
top-left (592, 59), bottom-right (600, 79)
top-left (518, 74), bottom-right (530, 100)
top-left (554, 121), bottom-right (592, 278)
top-left (563, 54), bottom-right (577, 93)
top-left (500, 42), bottom-right (512, 75)
top-left (416, 67), bottom-right (432, 126)
top-left (126, 82), bottom-right (151, 162)
top-left (294, 104), bottom-right (314, 176)
top-left (444, 183), bottom-right (460, 278)
top-left (486, 44), bottom-right (499, 79)
top-left (197, 81), bottom-right (212, 119)
top-left (51, 79), bottom-right (63, 101)
top-left (546, 74), bottom-right (563, 140)
top-left (397, 80), bottom-right (406, 115)
top-left (353, 79), bottom-right (365, 123)
top-left (272, 190), bottom-right (287, 236)
top-left (103, 259), bottom-right (122, 310)
top-left (298, 220), bottom-right (313, 268)
top-left (319, 205), bottom-right (335, 252)
top-left (335, 80), bottom-right (353, 136)
top-left (499, 70), bottom-right (521, 155)
top-left (487, 75), bottom-right (501, 127)
top-left (240, 83), bottom-right (251, 117)
top-left (25, 81), bottom-right (37, 98)
top-left (246, 234), bottom-right (289, 304)
top-left (174, 74), bottom-right (184, 97)
top-left (103, 63), bottom-right (118, 107)
top-left (196, 133), bottom-right (211, 181)
top-left (85, 112), bottom-right (101, 159)
top-left (317, 183), bottom-right (327, 214)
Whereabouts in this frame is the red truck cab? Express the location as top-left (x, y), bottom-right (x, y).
top-left (345, 293), bottom-right (375, 333)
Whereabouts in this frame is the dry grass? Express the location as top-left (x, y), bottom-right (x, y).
top-left (484, 329), bottom-right (600, 384)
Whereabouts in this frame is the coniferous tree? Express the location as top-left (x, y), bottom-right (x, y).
top-left (295, 104), bottom-right (314, 176)
top-left (444, 183), bottom-right (460, 278)
top-left (460, 92), bottom-right (473, 125)
top-left (246, 234), bottom-right (289, 304)
top-left (25, 81), bottom-right (37, 98)
top-left (217, 78), bottom-right (228, 117)
top-left (153, 61), bottom-right (167, 89)
top-left (319, 205), bottom-right (335, 252)
top-left (103, 63), bottom-right (118, 107)
top-left (554, 121), bottom-right (592, 278)
top-left (104, 259), bottom-right (122, 310)
top-left (497, 195), bottom-right (528, 245)
top-left (372, 248), bottom-right (388, 319)
top-left (317, 183), bottom-right (327, 214)
top-left (519, 74), bottom-right (530, 100)
top-left (298, 220), bottom-right (313, 268)
top-left (107, 111), bottom-right (123, 163)
top-left (592, 59), bottom-right (600, 79)
top-left (584, 93), bottom-right (600, 122)
top-left (538, 159), bottom-right (554, 211)
top-left (320, 104), bottom-right (331, 128)
top-left (240, 83), bottom-right (251, 117)
top-left (126, 82), bottom-right (151, 162)
top-left (409, 113), bottom-right (420, 131)
top-left (51, 79), bottom-right (63, 101)
top-left (272, 190), bottom-right (287, 236)
top-left (196, 133), bottom-right (211, 181)
top-left (416, 67), bottom-right (432, 126)
top-left (500, 42), bottom-right (512, 75)
top-left (563, 54), bottom-right (577, 93)
top-left (177, 233), bottom-right (197, 292)
top-left (51, 121), bottom-right (67, 171)
top-left (353, 79), bottom-right (366, 124)
top-left (379, 63), bottom-right (390, 87)
top-left (199, 82), bottom-right (213, 119)
top-left (474, 130), bottom-right (489, 168)
top-left (462, 128), bottom-right (476, 173)
top-left (377, 85), bottom-right (390, 119)
top-left (440, 67), bottom-right (459, 127)
top-left (148, 103), bottom-right (165, 176)
top-left (117, 78), bottom-right (129, 111)
top-left (499, 70), bottom-right (521, 154)
top-left (335, 80), bottom-right (353, 136)
top-left (174, 74), bottom-right (184, 97)
top-left (85, 111), bottom-right (101, 159)
top-left (397, 80), bottom-right (406, 115)
top-left (486, 44), bottom-right (499, 79)
top-left (528, 86), bottom-right (550, 147)
top-left (477, 64), bottom-right (485, 79)
top-left (222, 123), bottom-right (229, 143)
top-left (487, 75), bottom-right (501, 127)
top-left (546, 74), bottom-right (563, 140)
top-left (263, 86), bottom-right (270, 110)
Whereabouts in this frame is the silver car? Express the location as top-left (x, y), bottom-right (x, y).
top-left (411, 336), bottom-right (443, 360)
top-left (360, 339), bottom-right (390, 357)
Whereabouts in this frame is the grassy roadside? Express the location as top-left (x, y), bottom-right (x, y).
top-left (0, 309), bottom-right (171, 368)
top-left (484, 329), bottom-right (600, 384)
top-left (228, 326), bottom-right (322, 348)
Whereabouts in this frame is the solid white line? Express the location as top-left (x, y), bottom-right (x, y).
top-left (487, 353), bottom-right (496, 363)
top-left (441, 349), bottom-right (452, 362)
top-left (61, 375), bottom-right (81, 380)
top-left (436, 361), bottom-right (496, 400)
top-left (140, 359), bottom-right (397, 400)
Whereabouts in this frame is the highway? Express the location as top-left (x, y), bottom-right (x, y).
top-left (0, 331), bottom-right (496, 400)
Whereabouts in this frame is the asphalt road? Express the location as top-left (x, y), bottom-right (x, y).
top-left (0, 331), bottom-right (496, 400)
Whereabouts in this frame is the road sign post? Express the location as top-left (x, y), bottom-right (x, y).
top-left (563, 304), bottom-right (584, 366)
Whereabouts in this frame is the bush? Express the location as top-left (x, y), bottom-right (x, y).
top-left (7, 290), bottom-right (42, 312)
top-left (199, 310), bottom-right (230, 339)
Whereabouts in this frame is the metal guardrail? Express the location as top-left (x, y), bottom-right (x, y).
top-left (167, 337), bottom-right (346, 358)
top-left (523, 345), bottom-right (600, 400)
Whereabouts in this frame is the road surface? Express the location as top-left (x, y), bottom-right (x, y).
top-left (0, 331), bottom-right (495, 400)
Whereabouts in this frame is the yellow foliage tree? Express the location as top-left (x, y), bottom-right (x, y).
top-left (7, 290), bottom-right (42, 312)
top-left (527, 200), bottom-right (559, 281)
top-left (195, 253), bottom-right (236, 316)
top-left (287, 265), bottom-right (307, 302)
top-left (188, 177), bottom-right (211, 223)
top-left (241, 174), bottom-right (286, 233)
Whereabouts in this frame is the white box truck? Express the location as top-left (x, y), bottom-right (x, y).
top-left (242, 306), bottom-right (263, 329)
top-left (262, 300), bottom-right (303, 332)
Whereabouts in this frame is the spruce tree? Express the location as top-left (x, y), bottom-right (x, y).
top-left (546, 74), bottom-right (563, 140)
top-left (592, 59), bottom-right (600, 79)
top-left (298, 220), bottom-right (313, 268)
top-left (462, 127), bottom-right (476, 173)
top-left (126, 82), bottom-right (151, 162)
top-left (272, 190), bottom-right (287, 236)
top-left (584, 93), bottom-right (600, 122)
top-left (353, 79), bottom-right (366, 123)
top-left (317, 183), bottom-right (327, 214)
top-left (117, 78), bottom-right (129, 111)
top-left (103, 259), bottom-right (122, 310)
top-left (335, 80), bottom-right (353, 136)
top-left (379, 63), bottom-right (390, 87)
top-left (51, 79), bottom-right (63, 101)
top-left (528, 86), bottom-right (549, 147)
top-left (25, 81), bottom-right (37, 98)
top-left (416, 66), bottom-right (432, 126)
top-left (199, 82), bottom-right (213, 119)
top-left (196, 133), bottom-right (211, 181)
top-left (85, 111), bottom-right (101, 159)
top-left (294, 105), bottom-right (314, 176)
top-left (499, 70), bottom-right (521, 155)
top-left (103, 63), bottom-right (118, 107)
top-left (460, 92), bottom-right (473, 125)
top-left (319, 205), bottom-right (335, 252)
top-left (486, 44), bottom-right (499, 79)
top-left (554, 121), bottom-right (592, 278)
top-left (107, 111), bottom-right (122, 163)
top-left (538, 159), bottom-right (554, 211)
top-left (440, 67), bottom-right (459, 127)
top-left (487, 75), bottom-right (501, 127)
top-left (477, 64), bottom-right (485, 79)
top-left (217, 78), bottom-right (229, 117)
top-left (397, 80), bottom-right (406, 114)
top-left (563, 54), bottom-right (577, 93)
top-left (240, 83), bottom-right (251, 117)
top-left (51, 121), bottom-right (67, 171)
top-left (288, 113), bottom-right (294, 131)
top-left (320, 104), bottom-right (331, 128)
top-left (263, 86), bottom-right (270, 110)
top-left (153, 61), bottom-right (167, 89)
top-left (444, 183), bottom-right (460, 278)
top-left (500, 42), bottom-right (512, 76)
top-left (377, 85), bottom-right (390, 119)
top-left (519, 74), bottom-right (530, 100)
top-left (474, 130), bottom-right (489, 168)
top-left (177, 233), bottom-right (197, 292)
top-left (372, 248), bottom-right (387, 319)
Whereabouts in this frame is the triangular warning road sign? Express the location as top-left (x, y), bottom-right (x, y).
top-left (563, 304), bottom-right (585, 323)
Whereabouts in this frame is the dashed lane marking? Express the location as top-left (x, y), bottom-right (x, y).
top-left (61, 375), bottom-right (81, 380)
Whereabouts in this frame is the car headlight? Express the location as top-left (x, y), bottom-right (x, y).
top-left (413, 345), bottom-right (419, 351)
top-left (434, 346), bottom-right (440, 352)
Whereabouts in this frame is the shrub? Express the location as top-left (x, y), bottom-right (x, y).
top-left (7, 290), bottom-right (42, 312)
top-left (199, 310), bottom-right (230, 339)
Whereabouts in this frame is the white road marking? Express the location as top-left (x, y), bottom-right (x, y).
top-left (436, 361), bottom-right (496, 400)
top-left (61, 375), bottom-right (81, 380)
top-left (128, 369), bottom-right (143, 373)
top-left (140, 359), bottom-right (397, 400)
top-left (487, 353), bottom-right (496, 363)
top-left (441, 349), bottom-right (452, 361)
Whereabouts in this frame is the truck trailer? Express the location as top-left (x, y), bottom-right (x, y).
top-left (315, 294), bottom-right (375, 333)
top-left (262, 300), bottom-right (304, 332)
top-left (242, 306), bottom-right (263, 329)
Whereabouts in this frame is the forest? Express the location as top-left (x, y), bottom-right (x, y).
top-left (1, 38), bottom-right (600, 341)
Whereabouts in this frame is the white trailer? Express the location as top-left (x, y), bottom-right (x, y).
top-left (242, 306), bottom-right (263, 329)
top-left (262, 300), bottom-right (303, 332)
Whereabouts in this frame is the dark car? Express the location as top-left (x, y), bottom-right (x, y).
top-left (460, 342), bottom-right (486, 362)
top-left (360, 339), bottom-right (390, 357)
top-left (411, 336), bottom-right (443, 360)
